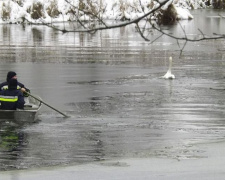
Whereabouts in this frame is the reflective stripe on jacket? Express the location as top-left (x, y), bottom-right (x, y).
top-left (0, 95), bottom-right (18, 102)
top-left (0, 89), bottom-right (25, 110)
top-left (1, 85), bottom-right (21, 90)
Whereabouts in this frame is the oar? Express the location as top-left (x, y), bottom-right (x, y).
top-left (25, 91), bottom-right (69, 118)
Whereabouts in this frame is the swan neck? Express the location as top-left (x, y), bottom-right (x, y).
top-left (169, 59), bottom-right (172, 71)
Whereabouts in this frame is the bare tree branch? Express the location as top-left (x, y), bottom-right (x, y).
top-left (25, 0), bottom-right (224, 53)
top-left (179, 40), bottom-right (188, 57)
top-left (198, 28), bottom-right (205, 38)
top-left (152, 23), bottom-right (225, 42)
top-left (213, 33), bottom-right (225, 37)
top-left (135, 23), bottom-right (150, 41)
top-left (150, 33), bottom-right (164, 44)
top-left (37, 0), bottom-right (170, 33)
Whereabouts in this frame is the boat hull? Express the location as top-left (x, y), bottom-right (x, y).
top-left (0, 95), bottom-right (42, 123)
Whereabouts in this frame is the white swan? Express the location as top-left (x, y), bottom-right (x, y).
top-left (162, 57), bottom-right (175, 79)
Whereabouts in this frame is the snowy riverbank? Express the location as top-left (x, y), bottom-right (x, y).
top-left (0, 0), bottom-right (210, 24)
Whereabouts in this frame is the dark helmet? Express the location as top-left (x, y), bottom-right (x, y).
top-left (7, 71), bottom-right (17, 82)
top-left (8, 79), bottom-right (18, 90)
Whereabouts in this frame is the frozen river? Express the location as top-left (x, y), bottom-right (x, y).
top-left (0, 8), bottom-right (225, 174)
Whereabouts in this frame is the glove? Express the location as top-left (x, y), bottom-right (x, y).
top-left (23, 88), bottom-right (30, 97)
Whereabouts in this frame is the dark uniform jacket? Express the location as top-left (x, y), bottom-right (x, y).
top-left (0, 89), bottom-right (25, 110)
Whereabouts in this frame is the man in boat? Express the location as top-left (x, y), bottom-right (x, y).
top-left (0, 71), bottom-right (30, 94)
top-left (0, 79), bottom-right (25, 110)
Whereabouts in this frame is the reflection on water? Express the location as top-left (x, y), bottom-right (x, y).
top-left (0, 9), bottom-right (225, 171)
top-left (0, 121), bottom-right (26, 170)
top-left (0, 10), bottom-right (223, 64)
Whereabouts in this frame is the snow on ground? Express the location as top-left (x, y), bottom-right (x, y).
top-left (175, 6), bottom-right (194, 19)
top-left (0, 0), bottom-right (208, 24)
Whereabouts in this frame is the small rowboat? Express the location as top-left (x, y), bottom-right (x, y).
top-left (0, 95), bottom-right (42, 123)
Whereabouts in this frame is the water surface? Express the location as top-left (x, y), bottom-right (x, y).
top-left (0, 9), bottom-right (225, 170)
